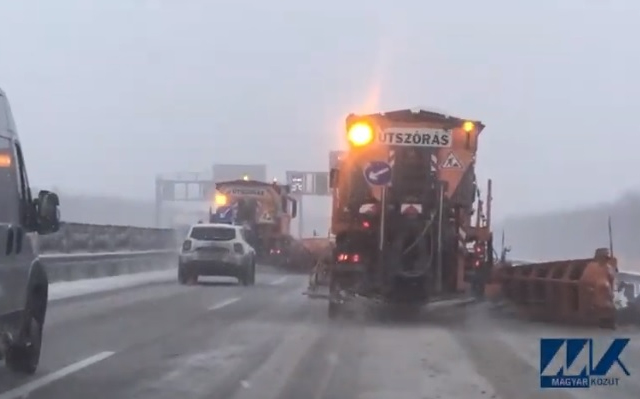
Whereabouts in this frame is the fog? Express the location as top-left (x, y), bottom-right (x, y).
top-left (500, 192), bottom-right (640, 268)
top-left (2, 1), bottom-right (639, 258)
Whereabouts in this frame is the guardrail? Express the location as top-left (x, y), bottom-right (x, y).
top-left (37, 222), bottom-right (176, 253)
top-left (35, 222), bottom-right (179, 283)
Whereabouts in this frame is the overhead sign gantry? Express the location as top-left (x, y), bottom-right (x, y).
top-left (285, 150), bottom-right (344, 237)
top-left (154, 164), bottom-right (267, 227)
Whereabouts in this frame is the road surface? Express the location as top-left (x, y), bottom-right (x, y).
top-left (0, 267), bottom-right (637, 399)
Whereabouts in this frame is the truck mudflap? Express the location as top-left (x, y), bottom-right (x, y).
top-left (494, 248), bottom-right (617, 329)
top-left (303, 259), bottom-right (332, 299)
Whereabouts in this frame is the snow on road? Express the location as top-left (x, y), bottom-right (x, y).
top-left (7, 272), bottom-right (639, 399)
top-left (47, 265), bottom-right (284, 301)
top-left (48, 270), bottom-right (177, 301)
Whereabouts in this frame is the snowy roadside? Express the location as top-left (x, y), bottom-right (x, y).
top-left (48, 269), bottom-right (176, 301)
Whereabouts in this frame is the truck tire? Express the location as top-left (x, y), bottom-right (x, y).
top-left (5, 300), bottom-right (43, 375)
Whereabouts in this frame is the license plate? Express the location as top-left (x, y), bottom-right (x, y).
top-left (198, 248), bottom-right (228, 260)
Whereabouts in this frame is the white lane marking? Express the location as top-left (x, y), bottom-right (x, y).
top-left (208, 297), bottom-right (240, 311)
top-left (269, 276), bottom-right (288, 286)
top-left (0, 351), bottom-right (115, 399)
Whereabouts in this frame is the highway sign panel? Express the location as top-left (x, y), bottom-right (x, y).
top-left (285, 171), bottom-right (330, 196)
top-left (363, 161), bottom-right (392, 186)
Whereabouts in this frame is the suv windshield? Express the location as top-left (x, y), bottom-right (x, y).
top-left (190, 226), bottom-right (236, 241)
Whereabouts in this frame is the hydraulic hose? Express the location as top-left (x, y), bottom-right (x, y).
top-left (401, 209), bottom-right (437, 255)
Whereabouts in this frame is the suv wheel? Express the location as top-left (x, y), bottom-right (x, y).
top-left (240, 264), bottom-right (253, 287)
top-left (5, 308), bottom-right (42, 375)
top-left (178, 266), bottom-right (188, 285)
top-left (249, 262), bottom-right (256, 285)
top-left (178, 265), bottom-right (198, 285)
top-left (240, 270), bottom-right (250, 286)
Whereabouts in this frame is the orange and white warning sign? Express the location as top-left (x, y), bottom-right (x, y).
top-left (441, 152), bottom-right (463, 169)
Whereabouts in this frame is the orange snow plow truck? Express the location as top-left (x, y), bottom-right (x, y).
top-left (316, 107), bottom-right (618, 326)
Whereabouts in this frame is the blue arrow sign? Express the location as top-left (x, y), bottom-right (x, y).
top-left (363, 161), bottom-right (392, 186)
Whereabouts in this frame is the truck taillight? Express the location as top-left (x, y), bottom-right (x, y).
top-left (337, 253), bottom-right (361, 263)
top-left (474, 243), bottom-right (485, 257)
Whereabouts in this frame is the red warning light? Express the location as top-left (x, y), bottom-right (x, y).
top-left (352, 254), bottom-right (361, 263)
top-left (362, 220), bottom-right (370, 228)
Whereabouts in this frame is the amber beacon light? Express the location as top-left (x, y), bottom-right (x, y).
top-left (462, 121), bottom-right (475, 132)
top-left (347, 122), bottom-right (374, 147)
top-left (214, 193), bottom-right (228, 206)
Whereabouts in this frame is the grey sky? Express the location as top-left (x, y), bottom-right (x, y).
top-left (1, 0), bottom-right (638, 222)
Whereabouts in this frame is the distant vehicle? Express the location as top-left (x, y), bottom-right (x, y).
top-left (0, 87), bottom-right (61, 374)
top-left (208, 178), bottom-right (297, 262)
top-left (178, 223), bottom-right (256, 286)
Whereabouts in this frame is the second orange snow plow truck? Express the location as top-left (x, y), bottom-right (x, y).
top-left (209, 179), bottom-right (298, 263)
top-left (325, 108), bottom-right (493, 316)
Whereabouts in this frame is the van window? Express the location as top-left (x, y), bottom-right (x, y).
top-left (0, 136), bottom-right (20, 223)
top-left (14, 143), bottom-right (33, 225)
top-left (0, 94), bottom-right (9, 131)
top-left (190, 226), bottom-right (236, 241)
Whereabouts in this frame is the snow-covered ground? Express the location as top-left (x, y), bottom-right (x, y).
top-left (48, 270), bottom-right (176, 301)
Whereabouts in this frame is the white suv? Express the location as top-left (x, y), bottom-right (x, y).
top-left (178, 223), bottom-right (256, 285)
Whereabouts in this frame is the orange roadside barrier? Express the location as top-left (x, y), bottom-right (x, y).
top-left (496, 248), bottom-right (617, 328)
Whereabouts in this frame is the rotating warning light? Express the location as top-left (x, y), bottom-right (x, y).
top-left (347, 122), bottom-right (374, 147)
top-left (214, 193), bottom-right (228, 206)
top-left (462, 121), bottom-right (475, 133)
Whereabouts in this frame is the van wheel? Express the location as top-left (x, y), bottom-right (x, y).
top-left (5, 312), bottom-right (42, 375)
top-left (250, 262), bottom-right (256, 285)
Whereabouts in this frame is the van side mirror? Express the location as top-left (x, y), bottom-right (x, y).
top-left (291, 199), bottom-right (298, 218)
top-left (35, 190), bottom-right (60, 235)
top-left (329, 168), bottom-right (339, 189)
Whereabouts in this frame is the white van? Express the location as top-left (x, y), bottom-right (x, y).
top-left (0, 87), bottom-right (61, 374)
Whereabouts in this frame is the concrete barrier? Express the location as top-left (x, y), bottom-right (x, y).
top-left (37, 222), bottom-right (176, 253)
top-left (32, 222), bottom-right (178, 283)
top-left (40, 250), bottom-right (178, 283)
